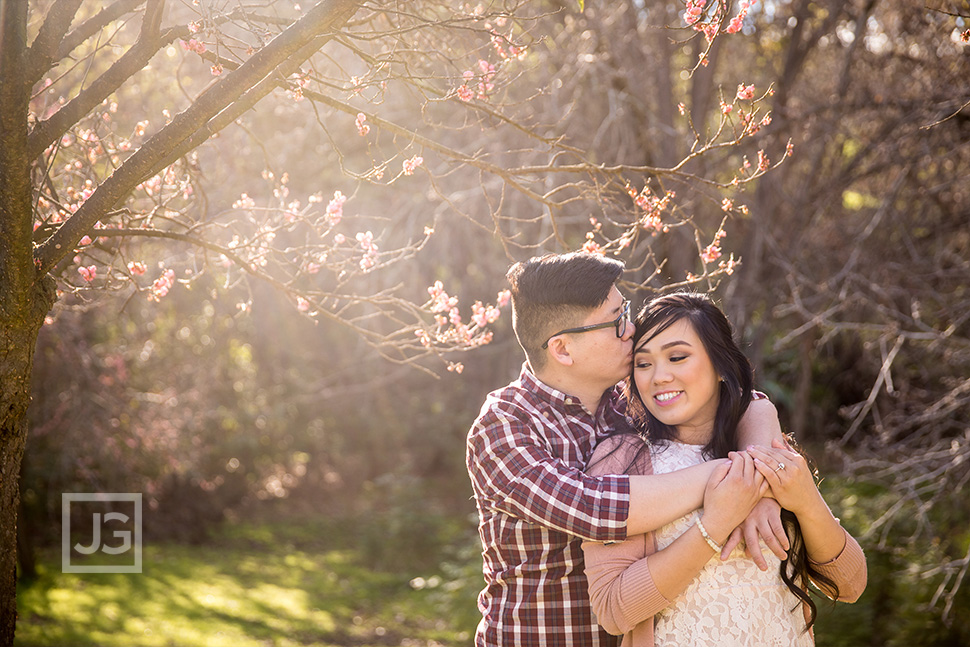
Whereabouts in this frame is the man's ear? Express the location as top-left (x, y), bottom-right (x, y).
top-left (545, 335), bottom-right (574, 367)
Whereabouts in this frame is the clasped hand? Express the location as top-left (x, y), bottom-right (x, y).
top-left (705, 439), bottom-right (815, 569)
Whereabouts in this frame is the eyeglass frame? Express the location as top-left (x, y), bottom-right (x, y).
top-left (541, 299), bottom-right (631, 349)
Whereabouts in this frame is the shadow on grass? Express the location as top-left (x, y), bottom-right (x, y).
top-left (15, 516), bottom-right (478, 647)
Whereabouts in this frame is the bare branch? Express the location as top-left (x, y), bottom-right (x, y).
top-left (24, 0), bottom-right (84, 85)
top-left (34, 0), bottom-right (363, 274)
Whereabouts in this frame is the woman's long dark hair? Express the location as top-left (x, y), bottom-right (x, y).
top-left (619, 292), bottom-right (839, 632)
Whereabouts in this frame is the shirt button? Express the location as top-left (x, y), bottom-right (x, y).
top-left (565, 398), bottom-right (573, 405)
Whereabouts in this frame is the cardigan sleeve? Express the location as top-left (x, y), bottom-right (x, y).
top-left (809, 526), bottom-right (868, 603)
top-left (582, 435), bottom-right (671, 635)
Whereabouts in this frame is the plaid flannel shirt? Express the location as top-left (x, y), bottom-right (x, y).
top-left (466, 364), bottom-right (632, 647)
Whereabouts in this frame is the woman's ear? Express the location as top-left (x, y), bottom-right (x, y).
top-left (545, 335), bottom-right (574, 367)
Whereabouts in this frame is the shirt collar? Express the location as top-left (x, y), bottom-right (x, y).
top-left (519, 362), bottom-right (615, 417)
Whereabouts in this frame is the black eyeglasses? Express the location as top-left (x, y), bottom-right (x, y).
top-left (541, 299), bottom-right (631, 349)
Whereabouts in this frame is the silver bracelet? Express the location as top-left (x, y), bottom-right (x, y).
top-left (695, 515), bottom-right (723, 554)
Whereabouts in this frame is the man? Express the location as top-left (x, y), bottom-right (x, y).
top-left (466, 252), bottom-right (787, 647)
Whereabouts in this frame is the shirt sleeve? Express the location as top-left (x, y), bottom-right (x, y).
top-left (467, 407), bottom-right (630, 543)
top-left (809, 526), bottom-right (868, 603)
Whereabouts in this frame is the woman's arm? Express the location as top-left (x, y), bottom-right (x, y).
top-left (584, 451), bottom-right (765, 634)
top-left (748, 440), bottom-right (868, 601)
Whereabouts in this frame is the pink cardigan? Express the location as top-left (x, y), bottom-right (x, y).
top-left (582, 434), bottom-right (868, 647)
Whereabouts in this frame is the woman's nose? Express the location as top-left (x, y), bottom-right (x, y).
top-left (653, 364), bottom-right (672, 384)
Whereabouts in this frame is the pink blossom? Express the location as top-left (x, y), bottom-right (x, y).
top-left (701, 244), bottom-right (722, 264)
top-left (415, 329), bottom-right (432, 348)
top-left (233, 193), bottom-right (256, 209)
top-left (149, 269), bottom-right (176, 301)
top-left (356, 231), bottom-right (379, 271)
top-left (456, 84), bottom-right (475, 101)
top-left (757, 149), bottom-right (770, 171)
top-left (684, 0), bottom-right (704, 25)
top-left (327, 190), bottom-right (346, 224)
top-left (496, 289), bottom-right (511, 308)
top-left (582, 239), bottom-right (602, 254)
top-left (79, 235), bottom-right (92, 246)
top-left (737, 84), bottom-right (756, 101)
top-left (701, 229), bottom-right (726, 264)
top-left (296, 297), bottom-right (310, 312)
top-left (128, 261), bottom-right (147, 275)
top-left (355, 113), bottom-right (370, 136)
top-left (403, 155), bottom-right (424, 176)
top-left (334, 233), bottom-right (346, 244)
top-left (78, 265), bottom-right (97, 282)
top-left (181, 39), bottom-right (206, 54)
top-left (726, 15), bottom-right (744, 34)
top-left (428, 281), bottom-right (459, 313)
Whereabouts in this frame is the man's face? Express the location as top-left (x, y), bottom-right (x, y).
top-left (566, 287), bottom-right (635, 389)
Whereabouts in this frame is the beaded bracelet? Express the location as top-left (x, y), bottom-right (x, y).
top-left (695, 515), bottom-right (723, 554)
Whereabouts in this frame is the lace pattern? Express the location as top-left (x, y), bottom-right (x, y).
top-left (650, 441), bottom-right (813, 647)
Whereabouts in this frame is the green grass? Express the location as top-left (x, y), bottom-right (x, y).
top-left (15, 516), bottom-right (480, 647)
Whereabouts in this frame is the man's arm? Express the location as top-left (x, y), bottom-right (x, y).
top-left (467, 411), bottom-right (631, 543)
top-left (625, 461), bottom-right (722, 535)
top-left (736, 397), bottom-right (785, 446)
top-left (723, 397), bottom-right (790, 567)
top-left (589, 434), bottom-right (725, 537)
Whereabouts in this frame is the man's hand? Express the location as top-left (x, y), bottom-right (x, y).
top-left (719, 497), bottom-right (789, 569)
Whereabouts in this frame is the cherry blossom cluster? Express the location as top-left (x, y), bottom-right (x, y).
top-left (180, 39), bottom-right (207, 55)
top-left (355, 231), bottom-right (379, 271)
top-left (149, 268), bottom-right (176, 301)
top-left (701, 228), bottom-right (726, 264)
top-left (415, 283), bottom-right (510, 352)
top-left (719, 83), bottom-right (774, 138)
top-left (629, 185), bottom-right (674, 232)
top-left (355, 112), bottom-right (370, 136)
top-left (483, 14), bottom-right (527, 61)
top-left (684, 0), bottom-right (753, 41)
top-left (402, 155), bottom-right (424, 176)
top-left (456, 59), bottom-right (497, 102)
top-left (326, 190), bottom-right (346, 224)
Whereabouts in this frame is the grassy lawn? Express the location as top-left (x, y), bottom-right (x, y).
top-left (15, 515), bottom-right (481, 647)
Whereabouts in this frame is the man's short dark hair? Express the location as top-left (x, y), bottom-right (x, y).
top-left (506, 252), bottom-right (624, 370)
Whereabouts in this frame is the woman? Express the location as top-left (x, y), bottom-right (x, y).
top-left (582, 292), bottom-right (866, 647)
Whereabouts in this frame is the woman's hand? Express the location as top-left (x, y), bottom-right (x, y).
top-left (748, 438), bottom-right (822, 517)
top-left (700, 451), bottom-right (767, 544)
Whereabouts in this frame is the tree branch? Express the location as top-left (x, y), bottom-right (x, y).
top-left (34, 0), bottom-right (363, 275)
top-left (27, 21), bottom-right (186, 161)
top-left (24, 0), bottom-right (84, 86)
top-left (53, 0), bottom-right (145, 69)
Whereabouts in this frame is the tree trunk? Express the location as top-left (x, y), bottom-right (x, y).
top-left (1, 0), bottom-right (59, 642)
top-left (0, 278), bottom-right (55, 646)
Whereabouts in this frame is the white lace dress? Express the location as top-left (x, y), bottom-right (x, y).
top-left (651, 441), bottom-right (814, 647)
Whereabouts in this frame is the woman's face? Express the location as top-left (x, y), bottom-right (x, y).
top-left (633, 318), bottom-right (721, 443)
